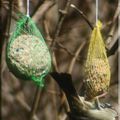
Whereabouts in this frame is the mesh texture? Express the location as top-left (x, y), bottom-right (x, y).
top-left (6, 15), bottom-right (51, 87)
top-left (84, 21), bottom-right (110, 100)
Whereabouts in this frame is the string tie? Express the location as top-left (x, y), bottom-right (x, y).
top-left (27, 0), bottom-right (30, 17)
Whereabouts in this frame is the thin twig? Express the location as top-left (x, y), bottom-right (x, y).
top-left (56, 41), bottom-right (75, 56)
top-left (1, 0), bottom-right (13, 73)
top-left (51, 0), bottom-right (72, 47)
top-left (46, 36), bottom-right (83, 62)
top-left (46, 89), bottom-right (61, 96)
top-left (52, 52), bottom-right (59, 72)
top-left (7, 0), bottom-right (13, 35)
top-left (56, 41), bottom-right (85, 61)
top-left (44, 20), bottom-right (53, 43)
top-left (44, 10), bottom-right (59, 120)
top-left (5, 0), bottom-right (54, 23)
top-left (106, 5), bottom-right (120, 45)
top-left (17, 0), bottom-right (26, 13)
top-left (70, 4), bottom-right (119, 57)
top-left (43, 5), bottom-right (71, 118)
top-left (15, 92), bottom-right (39, 120)
top-left (29, 87), bottom-right (41, 120)
top-left (50, 0), bottom-right (72, 72)
top-left (32, 0), bottom-right (54, 23)
top-left (68, 41), bottom-right (86, 74)
top-left (106, 5), bottom-right (120, 56)
top-left (70, 4), bottom-right (93, 30)
top-left (1, 1), bottom-right (13, 116)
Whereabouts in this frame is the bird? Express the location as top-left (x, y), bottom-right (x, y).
top-left (51, 72), bottom-right (117, 120)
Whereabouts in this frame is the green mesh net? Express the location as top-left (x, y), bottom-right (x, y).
top-left (84, 21), bottom-right (111, 99)
top-left (6, 15), bottom-right (51, 87)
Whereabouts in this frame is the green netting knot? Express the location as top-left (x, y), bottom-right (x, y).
top-left (31, 75), bottom-right (45, 87)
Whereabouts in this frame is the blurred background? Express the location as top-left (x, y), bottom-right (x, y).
top-left (1, 0), bottom-right (118, 120)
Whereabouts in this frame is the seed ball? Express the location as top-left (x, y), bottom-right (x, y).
top-left (85, 58), bottom-right (110, 99)
top-left (6, 34), bottom-right (51, 80)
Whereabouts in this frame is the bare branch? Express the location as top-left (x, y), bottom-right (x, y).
top-left (68, 41), bottom-right (86, 74)
top-left (70, 4), bottom-right (93, 30)
top-left (51, 0), bottom-right (72, 47)
top-left (29, 87), bottom-right (42, 120)
top-left (15, 92), bottom-right (39, 120)
top-left (106, 4), bottom-right (120, 56)
top-left (32, 1), bottom-right (54, 23)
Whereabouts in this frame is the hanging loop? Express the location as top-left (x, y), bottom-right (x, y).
top-left (27, 0), bottom-right (30, 17)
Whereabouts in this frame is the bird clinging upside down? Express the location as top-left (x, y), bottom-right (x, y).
top-left (51, 72), bottom-right (117, 120)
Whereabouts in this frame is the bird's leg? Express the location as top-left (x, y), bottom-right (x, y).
top-left (94, 97), bottom-right (102, 110)
top-left (95, 92), bottom-right (108, 109)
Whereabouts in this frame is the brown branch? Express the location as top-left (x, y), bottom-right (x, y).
top-left (1, 0), bottom-right (13, 77)
top-left (3, 1), bottom-right (21, 20)
top-left (68, 41), bottom-right (86, 74)
top-left (44, 24), bottom-right (82, 62)
top-left (52, 52), bottom-right (59, 72)
top-left (46, 0), bottom-right (73, 118)
top-left (0, 1), bottom-right (12, 119)
top-left (56, 41), bottom-right (75, 57)
top-left (5, 0), bottom-right (54, 23)
top-left (15, 92), bottom-right (39, 120)
top-left (44, 19), bottom-right (59, 71)
top-left (70, 4), bottom-right (119, 57)
top-left (70, 4), bottom-right (93, 30)
top-left (51, 0), bottom-right (72, 47)
top-left (46, 89), bottom-right (61, 96)
top-left (46, 37), bottom-right (83, 62)
top-left (44, 0), bottom-right (73, 71)
top-left (32, 0), bottom-right (54, 23)
top-left (50, 0), bottom-right (72, 72)
top-left (52, 41), bottom-right (85, 62)
top-left (106, 4), bottom-right (120, 56)
top-left (17, 0), bottom-right (26, 13)
top-left (43, 20), bottom-right (53, 43)
top-left (112, 4), bottom-right (120, 23)
top-left (43, 7), bottom-right (60, 120)
top-left (29, 87), bottom-right (42, 120)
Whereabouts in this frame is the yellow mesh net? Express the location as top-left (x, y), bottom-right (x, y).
top-left (84, 21), bottom-right (111, 100)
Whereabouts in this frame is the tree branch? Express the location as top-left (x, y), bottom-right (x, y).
top-left (29, 87), bottom-right (42, 120)
top-left (106, 4), bottom-right (120, 56)
top-left (32, 0), bottom-right (54, 23)
top-left (70, 4), bottom-right (93, 30)
top-left (68, 41), bottom-right (86, 74)
top-left (51, 0), bottom-right (72, 47)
